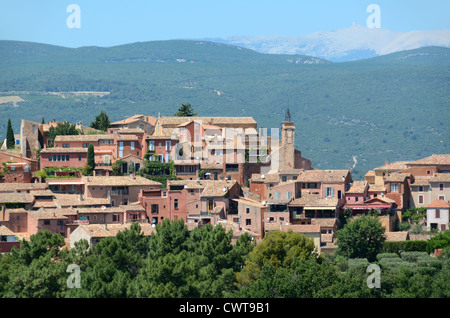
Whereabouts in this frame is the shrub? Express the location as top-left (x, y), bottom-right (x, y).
top-left (400, 251), bottom-right (429, 262)
top-left (398, 222), bottom-right (411, 231)
top-left (376, 253), bottom-right (400, 261)
top-left (383, 240), bottom-right (428, 254)
top-left (347, 258), bottom-right (369, 269)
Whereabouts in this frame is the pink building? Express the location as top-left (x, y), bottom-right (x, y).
top-left (39, 147), bottom-right (88, 169)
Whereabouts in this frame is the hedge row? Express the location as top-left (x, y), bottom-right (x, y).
top-left (382, 240), bottom-right (428, 254)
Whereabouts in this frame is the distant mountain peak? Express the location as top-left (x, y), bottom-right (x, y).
top-left (206, 27), bottom-right (450, 62)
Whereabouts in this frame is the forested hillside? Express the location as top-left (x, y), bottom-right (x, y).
top-left (0, 40), bottom-right (448, 179)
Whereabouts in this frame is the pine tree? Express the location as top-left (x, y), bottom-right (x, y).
top-left (90, 111), bottom-right (110, 132)
top-left (173, 103), bottom-right (197, 117)
top-left (6, 119), bottom-right (15, 149)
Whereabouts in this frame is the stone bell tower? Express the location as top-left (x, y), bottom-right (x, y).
top-left (280, 108), bottom-right (295, 170)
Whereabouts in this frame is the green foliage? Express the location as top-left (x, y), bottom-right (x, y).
top-left (383, 240), bottom-right (428, 254)
top-left (236, 230), bottom-right (317, 289)
top-left (143, 159), bottom-right (178, 188)
top-left (90, 111), bottom-right (110, 132)
top-left (0, 221), bottom-right (449, 298)
top-left (6, 119), bottom-right (15, 149)
top-left (173, 103), bottom-right (198, 117)
top-left (46, 121), bottom-right (81, 147)
top-left (426, 230), bottom-right (450, 254)
top-left (336, 215), bottom-right (386, 262)
top-left (87, 144), bottom-right (95, 171)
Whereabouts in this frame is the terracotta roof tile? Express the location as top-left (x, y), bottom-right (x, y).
top-left (407, 154), bottom-right (450, 166)
top-left (429, 173), bottom-right (450, 183)
top-left (0, 193), bottom-right (35, 204)
top-left (83, 176), bottom-right (161, 187)
top-left (201, 180), bottom-right (237, 197)
top-left (289, 193), bottom-right (338, 208)
top-left (384, 173), bottom-right (411, 182)
top-left (41, 147), bottom-right (88, 153)
top-left (385, 231), bottom-right (409, 241)
top-left (374, 161), bottom-right (410, 171)
top-left (346, 181), bottom-right (368, 193)
top-left (0, 225), bottom-right (15, 236)
top-left (296, 169), bottom-right (350, 183)
top-left (427, 199), bottom-right (450, 209)
top-left (54, 135), bottom-right (113, 142)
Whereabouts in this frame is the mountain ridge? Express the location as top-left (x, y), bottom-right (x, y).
top-left (203, 26), bottom-right (450, 62)
top-left (0, 40), bottom-right (448, 180)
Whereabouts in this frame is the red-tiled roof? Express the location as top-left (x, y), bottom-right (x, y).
top-left (427, 199), bottom-right (450, 209)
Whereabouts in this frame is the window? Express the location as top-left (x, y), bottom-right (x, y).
top-left (63, 144), bottom-right (70, 148)
top-left (99, 140), bottom-right (114, 145)
top-left (418, 195), bottom-right (424, 204)
top-left (44, 220), bottom-right (50, 225)
top-left (338, 190), bottom-right (343, 199)
top-left (78, 155), bottom-right (82, 161)
top-left (49, 155), bottom-right (53, 162)
top-left (391, 183), bottom-right (398, 192)
top-left (440, 183), bottom-right (444, 191)
top-left (439, 195), bottom-right (445, 201)
top-left (66, 155), bottom-right (70, 161)
top-left (246, 208), bottom-right (250, 214)
top-left (174, 199), bottom-right (179, 209)
top-left (286, 191), bottom-right (292, 199)
top-left (307, 183), bottom-right (317, 189)
top-left (149, 141), bottom-right (154, 151)
top-left (325, 187), bottom-right (334, 197)
top-left (119, 142), bottom-right (124, 150)
top-left (435, 209), bottom-right (440, 218)
top-left (131, 142), bottom-right (135, 150)
top-left (246, 219), bottom-right (251, 226)
top-left (282, 176), bottom-right (287, 182)
top-left (113, 214), bottom-right (119, 222)
top-left (418, 186), bottom-right (424, 192)
top-left (166, 141), bottom-right (171, 151)
top-left (274, 192), bottom-right (281, 200)
top-left (188, 165), bottom-right (196, 173)
top-left (82, 143), bottom-right (89, 148)
top-left (355, 197), bottom-right (359, 202)
top-left (166, 154), bottom-right (171, 162)
top-left (151, 204), bottom-right (159, 214)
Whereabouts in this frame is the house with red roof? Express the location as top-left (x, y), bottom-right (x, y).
top-left (426, 199), bottom-right (450, 232)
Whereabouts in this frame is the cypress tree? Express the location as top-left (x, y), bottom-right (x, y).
top-left (6, 119), bottom-right (15, 149)
top-left (87, 144), bottom-right (95, 170)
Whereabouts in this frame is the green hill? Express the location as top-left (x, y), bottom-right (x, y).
top-left (0, 40), bottom-right (448, 179)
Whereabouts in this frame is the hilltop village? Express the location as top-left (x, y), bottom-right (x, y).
top-left (0, 109), bottom-right (449, 255)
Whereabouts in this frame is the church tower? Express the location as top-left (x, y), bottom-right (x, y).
top-left (280, 108), bottom-right (295, 170)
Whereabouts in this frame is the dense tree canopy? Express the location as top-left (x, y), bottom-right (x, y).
top-left (90, 111), bottom-right (110, 132)
top-left (0, 221), bottom-right (448, 299)
top-left (336, 215), bottom-right (386, 262)
top-left (173, 103), bottom-right (197, 117)
top-left (46, 122), bottom-right (81, 147)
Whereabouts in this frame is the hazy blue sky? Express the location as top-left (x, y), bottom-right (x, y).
top-left (1, 0), bottom-right (449, 47)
